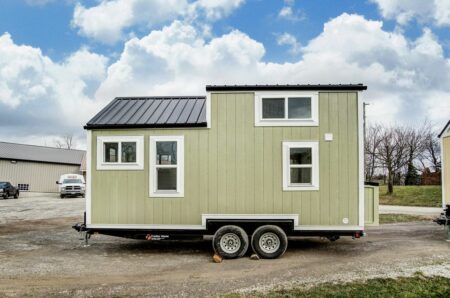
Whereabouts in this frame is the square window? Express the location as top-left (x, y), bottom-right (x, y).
top-left (104, 142), bottom-right (118, 163)
top-left (262, 98), bottom-right (285, 119)
top-left (288, 97), bottom-right (311, 119)
top-left (156, 141), bottom-right (177, 165)
top-left (290, 168), bottom-right (312, 184)
top-left (121, 142), bottom-right (136, 163)
top-left (290, 148), bottom-right (312, 164)
top-left (157, 168), bottom-right (177, 190)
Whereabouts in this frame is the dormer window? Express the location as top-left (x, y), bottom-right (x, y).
top-left (255, 92), bottom-right (318, 126)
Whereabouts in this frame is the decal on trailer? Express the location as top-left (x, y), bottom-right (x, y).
top-left (145, 234), bottom-right (169, 241)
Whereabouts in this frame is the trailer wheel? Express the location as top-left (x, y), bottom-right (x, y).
top-left (60, 194), bottom-right (64, 199)
top-left (212, 225), bottom-right (249, 259)
top-left (251, 225), bottom-right (288, 259)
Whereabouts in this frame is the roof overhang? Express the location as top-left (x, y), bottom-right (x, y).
top-left (438, 120), bottom-right (450, 138)
top-left (206, 84), bottom-right (368, 92)
top-left (84, 122), bottom-right (208, 130)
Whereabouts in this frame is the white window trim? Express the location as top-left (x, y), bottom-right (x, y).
top-left (255, 91), bottom-right (319, 127)
top-left (149, 135), bottom-right (184, 198)
top-left (282, 141), bottom-right (319, 191)
top-left (96, 136), bottom-right (144, 170)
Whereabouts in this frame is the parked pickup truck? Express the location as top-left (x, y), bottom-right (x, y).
top-left (56, 174), bottom-right (85, 199)
top-left (0, 181), bottom-right (19, 199)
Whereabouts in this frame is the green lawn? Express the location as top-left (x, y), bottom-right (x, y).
top-left (380, 214), bottom-right (432, 224)
top-left (379, 185), bottom-right (442, 207)
top-left (225, 274), bottom-right (450, 298)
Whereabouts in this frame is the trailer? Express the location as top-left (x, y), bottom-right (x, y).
top-left (73, 84), bottom-right (374, 259)
top-left (435, 120), bottom-right (450, 241)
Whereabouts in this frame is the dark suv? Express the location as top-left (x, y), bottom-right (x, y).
top-left (0, 182), bottom-right (19, 199)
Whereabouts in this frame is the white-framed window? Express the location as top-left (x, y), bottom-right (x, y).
top-left (255, 92), bottom-right (319, 126)
top-left (96, 136), bottom-right (144, 170)
top-left (282, 141), bottom-right (319, 191)
top-left (149, 136), bottom-right (184, 197)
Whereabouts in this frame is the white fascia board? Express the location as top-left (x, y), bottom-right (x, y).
top-left (86, 130), bottom-right (92, 225)
top-left (358, 91), bottom-right (365, 227)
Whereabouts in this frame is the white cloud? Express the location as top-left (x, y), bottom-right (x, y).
top-left (0, 33), bottom-right (108, 146)
top-left (278, 0), bottom-right (305, 22)
top-left (72, 0), bottom-right (245, 44)
top-left (371, 0), bottom-right (450, 26)
top-left (276, 33), bottom-right (301, 54)
top-left (2, 13), bottom-right (450, 147)
top-left (96, 14), bottom-right (450, 126)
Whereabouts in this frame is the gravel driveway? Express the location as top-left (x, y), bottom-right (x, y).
top-left (0, 194), bottom-right (449, 297)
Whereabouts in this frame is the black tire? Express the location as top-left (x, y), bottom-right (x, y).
top-left (14, 191), bottom-right (19, 199)
top-left (60, 194), bottom-right (64, 199)
top-left (251, 225), bottom-right (288, 259)
top-left (212, 225), bottom-right (249, 259)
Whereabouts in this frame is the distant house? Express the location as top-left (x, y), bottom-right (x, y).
top-left (0, 142), bottom-right (85, 193)
top-left (439, 120), bottom-right (450, 208)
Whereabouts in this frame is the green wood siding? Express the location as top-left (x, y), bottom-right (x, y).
top-left (364, 185), bottom-right (379, 226)
top-left (91, 92), bottom-right (361, 226)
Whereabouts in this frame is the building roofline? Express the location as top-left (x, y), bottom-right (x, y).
top-left (84, 122), bottom-right (208, 130)
top-left (438, 120), bottom-right (450, 138)
top-left (0, 141), bottom-right (85, 152)
top-left (0, 157), bottom-right (82, 166)
top-left (205, 84), bottom-right (368, 92)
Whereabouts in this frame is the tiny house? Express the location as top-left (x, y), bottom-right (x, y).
top-left (436, 120), bottom-right (450, 238)
top-left (74, 84), bottom-right (373, 259)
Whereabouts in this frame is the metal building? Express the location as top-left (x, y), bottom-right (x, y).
top-left (0, 142), bottom-right (85, 193)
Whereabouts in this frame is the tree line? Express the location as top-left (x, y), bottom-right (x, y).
top-left (365, 122), bottom-right (441, 194)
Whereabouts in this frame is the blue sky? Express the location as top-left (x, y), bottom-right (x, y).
top-left (0, 0), bottom-right (449, 148)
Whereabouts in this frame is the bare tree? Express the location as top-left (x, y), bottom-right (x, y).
top-left (54, 134), bottom-right (75, 150)
top-left (375, 126), bottom-right (410, 194)
top-left (364, 124), bottom-right (382, 181)
top-left (418, 128), bottom-right (441, 172)
top-left (403, 124), bottom-right (428, 185)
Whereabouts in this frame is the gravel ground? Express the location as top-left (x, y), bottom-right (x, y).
top-left (0, 194), bottom-right (449, 297)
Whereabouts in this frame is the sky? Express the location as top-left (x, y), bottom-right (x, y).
top-left (0, 0), bottom-right (449, 149)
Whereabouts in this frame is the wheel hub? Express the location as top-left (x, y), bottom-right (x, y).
top-left (220, 233), bottom-right (241, 254)
top-left (259, 232), bottom-right (280, 254)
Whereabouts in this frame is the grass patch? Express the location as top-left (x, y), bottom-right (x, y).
top-left (380, 214), bottom-right (432, 224)
top-left (225, 274), bottom-right (450, 298)
top-left (379, 185), bottom-right (442, 207)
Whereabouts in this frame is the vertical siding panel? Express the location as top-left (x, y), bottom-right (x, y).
top-left (199, 130), bottom-right (209, 217)
top-left (338, 93), bottom-right (349, 225)
top-left (319, 93), bottom-right (330, 225)
top-left (244, 93), bottom-right (256, 213)
top-left (273, 127), bottom-right (283, 213)
top-left (217, 94), bottom-right (227, 212)
top-left (328, 94), bottom-right (340, 225)
top-left (235, 93), bottom-right (246, 213)
top-left (282, 128), bottom-right (292, 213)
top-left (226, 94), bottom-right (236, 213)
top-left (263, 128), bottom-right (273, 213)
top-left (208, 94), bottom-right (219, 214)
top-left (187, 131), bottom-right (200, 223)
top-left (254, 127), bottom-right (264, 213)
top-left (347, 92), bottom-right (359, 224)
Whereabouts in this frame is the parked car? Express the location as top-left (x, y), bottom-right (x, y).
top-left (56, 174), bottom-right (85, 198)
top-left (0, 182), bottom-right (19, 199)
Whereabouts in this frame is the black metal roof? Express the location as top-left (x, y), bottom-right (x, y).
top-left (438, 120), bottom-right (450, 138)
top-left (206, 84), bottom-right (367, 91)
top-left (85, 96), bottom-right (207, 129)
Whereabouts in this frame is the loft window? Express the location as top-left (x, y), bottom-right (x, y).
top-left (150, 136), bottom-right (184, 197)
top-left (282, 141), bottom-right (319, 191)
top-left (97, 136), bottom-right (144, 170)
top-left (255, 92), bottom-right (318, 126)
